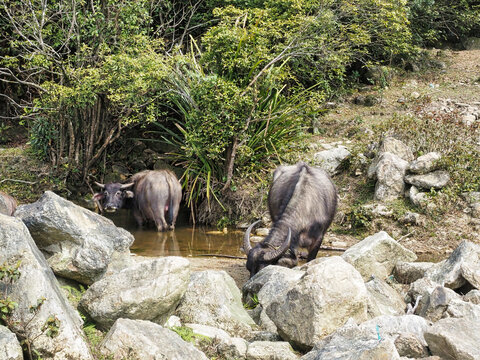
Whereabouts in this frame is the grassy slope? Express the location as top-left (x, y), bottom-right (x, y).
top-left (317, 49), bottom-right (480, 260)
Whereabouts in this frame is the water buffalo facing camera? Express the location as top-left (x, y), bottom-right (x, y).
top-left (0, 191), bottom-right (17, 216)
top-left (94, 170), bottom-right (182, 232)
top-left (244, 162), bottom-right (337, 277)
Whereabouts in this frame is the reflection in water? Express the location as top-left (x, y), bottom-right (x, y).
top-left (104, 209), bottom-right (245, 258)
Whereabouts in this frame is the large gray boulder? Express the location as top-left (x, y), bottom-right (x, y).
top-left (0, 325), bottom-right (23, 360)
top-left (361, 315), bottom-right (430, 347)
top-left (185, 323), bottom-right (248, 359)
top-left (408, 152), bottom-right (441, 174)
top-left (425, 317), bottom-right (480, 360)
top-left (99, 318), bottom-right (208, 360)
top-left (404, 170), bottom-right (450, 190)
top-left (313, 146), bottom-right (351, 175)
top-left (419, 285), bottom-right (480, 322)
top-left (246, 341), bottom-right (299, 360)
top-left (176, 270), bottom-right (255, 337)
top-left (0, 214), bottom-right (93, 360)
top-left (393, 261), bottom-right (435, 284)
top-left (342, 231), bottom-right (417, 281)
top-left (79, 257), bottom-right (190, 329)
top-left (266, 257), bottom-right (368, 350)
top-left (301, 319), bottom-right (400, 360)
top-left (15, 191), bottom-right (134, 285)
top-left (464, 289), bottom-right (480, 304)
top-left (365, 277), bottom-right (406, 318)
top-left (425, 240), bottom-right (480, 289)
top-left (368, 137), bottom-right (414, 179)
top-left (374, 152), bottom-right (409, 201)
top-left (243, 265), bottom-right (304, 334)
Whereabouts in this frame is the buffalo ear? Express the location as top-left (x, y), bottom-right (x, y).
top-left (93, 193), bottom-right (104, 201)
top-left (124, 190), bottom-right (134, 198)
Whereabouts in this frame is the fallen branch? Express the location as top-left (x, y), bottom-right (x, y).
top-left (0, 178), bottom-right (37, 185)
top-left (319, 245), bottom-right (347, 252)
top-left (194, 254), bottom-right (247, 260)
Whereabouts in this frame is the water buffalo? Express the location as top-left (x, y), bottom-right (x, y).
top-left (0, 191), bottom-right (17, 216)
top-left (94, 170), bottom-right (182, 231)
top-left (244, 162), bottom-right (337, 277)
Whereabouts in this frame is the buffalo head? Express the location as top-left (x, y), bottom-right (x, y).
top-left (94, 182), bottom-right (134, 212)
top-left (243, 220), bottom-right (292, 278)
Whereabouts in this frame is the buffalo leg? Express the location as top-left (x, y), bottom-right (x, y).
top-left (133, 210), bottom-right (144, 228)
top-left (307, 224), bottom-right (325, 262)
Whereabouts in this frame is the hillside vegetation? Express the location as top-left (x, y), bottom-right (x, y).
top-left (1, 0), bottom-right (480, 232)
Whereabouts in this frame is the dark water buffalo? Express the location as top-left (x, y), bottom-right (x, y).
top-left (0, 191), bottom-right (17, 216)
top-left (95, 170), bottom-right (182, 231)
top-left (244, 162), bottom-right (337, 277)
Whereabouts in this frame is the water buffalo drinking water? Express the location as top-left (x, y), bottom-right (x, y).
top-left (244, 162), bottom-right (338, 277)
top-left (94, 169), bottom-right (182, 232)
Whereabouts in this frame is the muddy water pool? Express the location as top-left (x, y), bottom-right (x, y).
top-left (104, 210), bottom-right (246, 258)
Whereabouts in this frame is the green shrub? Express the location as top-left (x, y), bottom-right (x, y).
top-left (407, 0), bottom-right (480, 46)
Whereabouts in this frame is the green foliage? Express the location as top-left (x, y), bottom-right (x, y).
top-left (171, 326), bottom-right (212, 344)
top-left (407, 0), bottom-right (480, 46)
top-left (244, 293), bottom-right (259, 309)
top-left (346, 203), bottom-right (373, 230)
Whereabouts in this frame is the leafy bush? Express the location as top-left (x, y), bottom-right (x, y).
top-left (407, 0), bottom-right (480, 46)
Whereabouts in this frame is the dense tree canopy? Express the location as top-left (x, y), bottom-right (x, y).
top-left (1, 0), bottom-right (479, 213)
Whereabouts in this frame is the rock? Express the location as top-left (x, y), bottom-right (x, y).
top-left (394, 333), bottom-right (429, 358)
top-left (462, 192), bottom-right (480, 205)
top-left (255, 227), bottom-right (270, 237)
top-left (365, 277), bottom-right (406, 318)
top-left (301, 319), bottom-right (400, 360)
top-left (250, 331), bottom-right (282, 342)
top-left (186, 323), bottom-right (248, 359)
top-left (342, 231), bottom-right (417, 281)
top-left (462, 114), bottom-right (477, 126)
top-left (0, 192), bottom-right (16, 216)
top-left (79, 257), bottom-right (190, 329)
top-left (460, 253), bottom-right (480, 289)
top-left (246, 341), bottom-right (299, 360)
top-left (404, 170), bottom-right (450, 190)
top-left (0, 214), bottom-right (93, 359)
top-left (394, 262), bottom-right (435, 284)
top-left (176, 270), bottom-right (255, 337)
top-left (15, 191), bottom-right (134, 285)
top-left (266, 256), bottom-right (368, 350)
top-left (408, 152), bottom-right (441, 174)
top-left (165, 315), bottom-right (182, 328)
top-left (99, 318), bottom-right (208, 360)
top-left (425, 317), bottom-right (480, 360)
top-left (242, 265), bottom-right (303, 309)
top-left (406, 277), bottom-right (441, 315)
top-left (380, 137), bottom-right (414, 162)
top-left (0, 325), bottom-right (23, 360)
top-left (374, 152), bottom-right (409, 201)
top-left (361, 315), bottom-right (430, 346)
top-left (425, 240), bottom-right (480, 289)
top-left (407, 186), bottom-right (429, 207)
top-left (464, 37), bottom-right (480, 50)
top-left (398, 212), bottom-right (423, 225)
top-left (313, 146), bottom-right (351, 175)
top-left (464, 290), bottom-right (480, 305)
top-left (419, 285), bottom-right (462, 322)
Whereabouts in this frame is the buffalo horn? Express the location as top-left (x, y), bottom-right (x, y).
top-left (243, 220), bottom-right (261, 254)
top-left (263, 228), bottom-right (292, 262)
top-left (94, 181), bottom-right (105, 189)
top-left (120, 182), bottom-right (134, 189)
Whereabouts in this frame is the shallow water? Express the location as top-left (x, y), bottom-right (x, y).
top-left (104, 209), bottom-right (246, 258)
